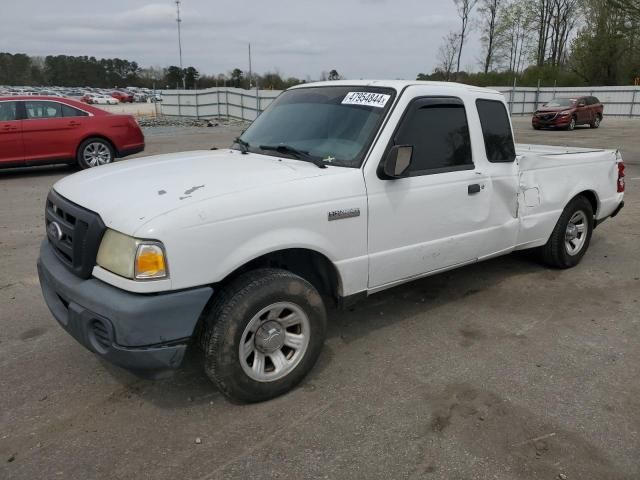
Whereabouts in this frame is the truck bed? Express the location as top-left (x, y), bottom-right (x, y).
top-left (515, 143), bottom-right (618, 171)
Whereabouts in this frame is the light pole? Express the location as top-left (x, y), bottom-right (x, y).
top-left (175, 0), bottom-right (186, 90)
top-left (248, 43), bottom-right (252, 89)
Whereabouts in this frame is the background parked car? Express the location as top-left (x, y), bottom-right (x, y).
top-left (532, 96), bottom-right (604, 130)
top-left (110, 91), bottom-right (134, 103)
top-left (83, 94), bottom-right (119, 105)
top-left (0, 96), bottom-right (144, 169)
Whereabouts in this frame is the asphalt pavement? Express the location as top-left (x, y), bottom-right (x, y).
top-left (1, 116), bottom-right (638, 480)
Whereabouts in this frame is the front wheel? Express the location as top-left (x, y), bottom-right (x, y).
top-left (567, 116), bottom-right (576, 131)
top-left (77, 138), bottom-right (115, 169)
top-left (540, 196), bottom-right (594, 268)
top-left (201, 269), bottom-right (327, 403)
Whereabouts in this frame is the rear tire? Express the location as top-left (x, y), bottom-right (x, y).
top-left (201, 268), bottom-right (327, 403)
top-left (590, 115), bottom-right (601, 129)
top-left (540, 196), bottom-right (594, 269)
top-left (77, 138), bottom-right (115, 169)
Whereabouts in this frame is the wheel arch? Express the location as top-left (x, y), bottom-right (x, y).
top-left (216, 248), bottom-right (344, 303)
top-left (574, 189), bottom-right (599, 217)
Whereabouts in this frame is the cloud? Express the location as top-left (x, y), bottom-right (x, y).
top-left (1, 0), bottom-right (482, 79)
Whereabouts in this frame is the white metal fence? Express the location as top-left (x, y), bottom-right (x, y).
top-left (162, 85), bottom-right (640, 120)
top-left (161, 87), bottom-right (280, 121)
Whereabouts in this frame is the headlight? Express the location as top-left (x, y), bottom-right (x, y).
top-left (96, 229), bottom-right (168, 280)
top-left (559, 110), bottom-right (571, 116)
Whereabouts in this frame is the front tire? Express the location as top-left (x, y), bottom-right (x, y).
top-left (567, 116), bottom-right (577, 131)
top-left (540, 196), bottom-right (594, 268)
top-left (77, 138), bottom-right (115, 169)
top-left (201, 269), bottom-right (327, 403)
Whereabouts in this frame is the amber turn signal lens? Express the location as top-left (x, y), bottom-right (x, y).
top-left (135, 244), bottom-right (167, 279)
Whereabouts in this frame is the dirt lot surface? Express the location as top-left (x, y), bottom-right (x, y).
top-left (1, 116), bottom-right (639, 480)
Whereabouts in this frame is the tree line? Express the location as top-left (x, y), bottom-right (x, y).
top-left (0, 53), bottom-right (341, 90)
top-left (419, 0), bottom-right (640, 86)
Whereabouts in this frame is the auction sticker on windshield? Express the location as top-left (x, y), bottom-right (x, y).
top-left (342, 91), bottom-right (391, 108)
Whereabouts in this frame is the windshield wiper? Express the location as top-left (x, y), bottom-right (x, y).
top-left (258, 144), bottom-right (327, 169)
top-left (234, 137), bottom-right (250, 154)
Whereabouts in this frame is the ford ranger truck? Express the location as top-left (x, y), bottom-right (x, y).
top-left (37, 81), bottom-right (625, 402)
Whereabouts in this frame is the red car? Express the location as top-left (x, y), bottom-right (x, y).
top-left (0, 96), bottom-right (144, 169)
top-left (532, 96), bottom-right (604, 131)
top-left (110, 91), bottom-right (134, 103)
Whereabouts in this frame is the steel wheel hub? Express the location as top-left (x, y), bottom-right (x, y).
top-left (565, 210), bottom-right (588, 256)
top-left (255, 321), bottom-right (285, 353)
top-left (239, 302), bottom-right (311, 382)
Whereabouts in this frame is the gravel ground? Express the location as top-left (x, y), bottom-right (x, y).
top-left (0, 116), bottom-right (638, 480)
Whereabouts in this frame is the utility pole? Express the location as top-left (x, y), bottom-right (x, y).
top-left (176, 0), bottom-right (186, 90)
top-left (248, 43), bottom-right (253, 89)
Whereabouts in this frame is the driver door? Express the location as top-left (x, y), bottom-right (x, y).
top-left (365, 95), bottom-right (492, 289)
top-left (575, 98), bottom-right (589, 124)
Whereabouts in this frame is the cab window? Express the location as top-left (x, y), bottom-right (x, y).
top-left (392, 97), bottom-right (473, 176)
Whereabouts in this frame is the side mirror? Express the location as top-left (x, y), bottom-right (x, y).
top-left (383, 145), bottom-right (413, 178)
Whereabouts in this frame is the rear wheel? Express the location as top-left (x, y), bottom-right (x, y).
top-left (201, 268), bottom-right (327, 403)
top-left (540, 196), bottom-right (594, 268)
top-left (77, 138), bottom-right (114, 169)
top-left (590, 114), bottom-right (601, 129)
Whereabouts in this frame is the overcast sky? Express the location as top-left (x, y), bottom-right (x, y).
top-left (2, 0), bottom-right (483, 80)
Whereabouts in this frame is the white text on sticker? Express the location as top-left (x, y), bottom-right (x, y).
top-left (342, 92), bottom-right (391, 108)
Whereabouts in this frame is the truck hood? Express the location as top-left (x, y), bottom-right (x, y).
top-left (53, 150), bottom-right (339, 235)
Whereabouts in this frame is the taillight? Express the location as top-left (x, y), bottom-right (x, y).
top-left (617, 161), bottom-right (625, 193)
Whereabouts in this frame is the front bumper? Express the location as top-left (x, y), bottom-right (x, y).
top-left (37, 240), bottom-right (213, 373)
top-left (532, 114), bottom-right (572, 128)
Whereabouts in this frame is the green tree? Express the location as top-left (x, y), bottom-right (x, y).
top-left (570, 0), bottom-right (639, 84)
top-left (230, 68), bottom-right (244, 88)
top-left (165, 66), bottom-right (183, 88)
top-left (184, 66), bottom-right (200, 89)
top-left (328, 69), bottom-right (342, 80)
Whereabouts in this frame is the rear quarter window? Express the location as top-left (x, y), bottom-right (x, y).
top-left (62, 104), bottom-right (89, 117)
top-left (475, 99), bottom-right (516, 163)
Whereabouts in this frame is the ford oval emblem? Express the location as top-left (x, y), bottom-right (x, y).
top-left (47, 221), bottom-right (63, 242)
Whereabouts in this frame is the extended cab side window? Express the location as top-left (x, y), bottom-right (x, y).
top-left (476, 99), bottom-right (516, 163)
top-left (394, 97), bottom-right (473, 175)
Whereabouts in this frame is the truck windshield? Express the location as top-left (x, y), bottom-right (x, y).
top-left (234, 86), bottom-right (396, 168)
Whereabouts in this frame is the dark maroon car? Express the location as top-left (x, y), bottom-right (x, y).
top-left (532, 96), bottom-right (604, 131)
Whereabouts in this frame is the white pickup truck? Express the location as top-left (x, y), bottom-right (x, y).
top-left (38, 81), bottom-right (625, 402)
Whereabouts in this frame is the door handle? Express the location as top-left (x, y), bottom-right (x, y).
top-left (2, 125), bottom-right (17, 131)
top-left (468, 184), bottom-right (481, 195)
top-left (68, 121), bottom-right (81, 127)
